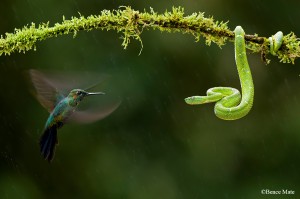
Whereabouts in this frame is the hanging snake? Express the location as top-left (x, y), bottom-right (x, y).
top-left (185, 26), bottom-right (283, 120)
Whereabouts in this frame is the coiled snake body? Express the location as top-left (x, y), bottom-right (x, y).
top-left (185, 26), bottom-right (283, 120)
top-left (185, 26), bottom-right (254, 120)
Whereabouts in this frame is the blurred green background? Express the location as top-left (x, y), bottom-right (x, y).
top-left (1, 0), bottom-right (300, 198)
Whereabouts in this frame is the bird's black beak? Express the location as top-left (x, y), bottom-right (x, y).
top-left (86, 92), bottom-right (105, 96)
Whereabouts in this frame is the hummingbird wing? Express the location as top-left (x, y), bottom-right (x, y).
top-left (38, 70), bottom-right (110, 93)
top-left (68, 101), bottom-right (121, 124)
top-left (29, 69), bottom-right (64, 112)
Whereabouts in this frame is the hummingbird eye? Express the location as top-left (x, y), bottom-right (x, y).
top-left (76, 91), bottom-right (81, 95)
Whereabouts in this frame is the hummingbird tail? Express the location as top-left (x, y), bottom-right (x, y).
top-left (39, 125), bottom-right (58, 162)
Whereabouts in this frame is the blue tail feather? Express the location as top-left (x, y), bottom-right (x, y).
top-left (39, 125), bottom-right (58, 162)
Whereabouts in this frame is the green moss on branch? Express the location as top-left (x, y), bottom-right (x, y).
top-left (0, 6), bottom-right (299, 64)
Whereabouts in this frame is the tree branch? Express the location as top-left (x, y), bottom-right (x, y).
top-left (0, 6), bottom-right (299, 64)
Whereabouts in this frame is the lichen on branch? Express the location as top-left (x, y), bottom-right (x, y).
top-left (0, 6), bottom-right (300, 64)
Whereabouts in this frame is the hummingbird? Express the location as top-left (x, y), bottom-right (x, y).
top-left (28, 69), bottom-right (120, 162)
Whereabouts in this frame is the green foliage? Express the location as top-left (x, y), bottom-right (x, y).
top-left (277, 32), bottom-right (300, 64)
top-left (0, 6), bottom-right (299, 64)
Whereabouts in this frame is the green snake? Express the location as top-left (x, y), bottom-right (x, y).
top-left (269, 31), bottom-right (283, 56)
top-left (185, 26), bottom-right (283, 120)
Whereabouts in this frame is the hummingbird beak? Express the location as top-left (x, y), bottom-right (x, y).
top-left (86, 92), bottom-right (105, 96)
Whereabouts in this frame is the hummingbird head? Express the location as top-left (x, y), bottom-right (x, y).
top-left (68, 89), bottom-right (105, 107)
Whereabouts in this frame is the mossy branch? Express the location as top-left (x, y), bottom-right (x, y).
top-left (0, 6), bottom-right (299, 64)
